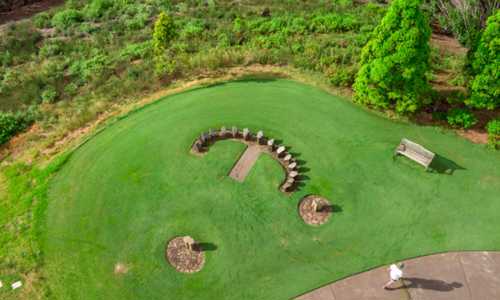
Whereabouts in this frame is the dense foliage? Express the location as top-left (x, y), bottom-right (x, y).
top-left (466, 10), bottom-right (500, 110)
top-left (51, 8), bottom-right (83, 30)
top-left (446, 108), bottom-right (478, 129)
top-left (353, 0), bottom-right (432, 114)
top-left (486, 118), bottom-right (500, 148)
top-left (0, 0), bottom-right (496, 148)
top-left (152, 11), bottom-right (177, 76)
top-left (152, 12), bottom-right (176, 53)
top-left (0, 110), bottom-right (35, 145)
top-left (0, 1), bottom-right (386, 114)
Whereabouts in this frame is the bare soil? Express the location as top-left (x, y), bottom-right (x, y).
top-left (0, 0), bottom-right (64, 25)
top-left (430, 33), bottom-right (467, 56)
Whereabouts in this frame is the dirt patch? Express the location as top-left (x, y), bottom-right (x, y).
top-left (457, 130), bottom-right (488, 144)
top-left (166, 236), bottom-right (205, 274)
top-left (430, 71), bottom-right (466, 95)
top-left (299, 195), bottom-right (332, 226)
top-left (113, 262), bottom-right (129, 275)
top-left (229, 144), bottom-right (263, 182)
top-left (0, 0), bottom-right (64, 25)
top-left (430, 33), bottom-right (467, 56)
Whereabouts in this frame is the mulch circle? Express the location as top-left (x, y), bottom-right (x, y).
top-left (166, 236), bottom-right (205, 273)
top-left (299, 195), bottom-right (332, 226)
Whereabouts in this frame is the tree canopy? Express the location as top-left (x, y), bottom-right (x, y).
top-left (353, 0), bottom-right (431, 114)
top-left (466, 10), bottom-right (499, 110)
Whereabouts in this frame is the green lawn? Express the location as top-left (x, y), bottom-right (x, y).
top-left (45, 79), bottom-right (500, 300)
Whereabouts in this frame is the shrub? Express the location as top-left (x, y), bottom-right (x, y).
top-left (486, 119), bottom-right (500, 149)
top-left (0, 111), bottom-right (33, 145)
top-left (181, 21), bottom-right (205, 39)
top-left (41, 86), bottom-right (58, 103)
top-left (1, 50), bottom-right (13, 67)
top-left (125, 13), bottom-right (149, 30)
top-left (84, 0), bottom-right (114, 20)
top-left (289, 17), bottom-right (308, 34)
top-left (309, 13), bottom-right (359, 33)
top-left (33, 12), bottom-right (52, 28)
top-left (0, 22), bottom-right (42, 65)
top-left (446, 108), bottom-right (478, 128)
top-left (39, 41), bottom-right (64, 58)
top-left (353, 0), bottom-right (431, 114)
top-left (64, 82), bottom-right (79, 96)
top-left (232, 17), bottom-right (246, 42)
top-left (329, 66), bottom-right (357, 87)
top-left (119, 42), bottom-right (151, 61)
top-left (69, 51), bottom-right (110, 83)
top-left (51, 9), bottom-right (84, 30)
top-left (466, 10), bottom-right (499, 110)
top-left (154, 56), bottom-right (176, 77)
top-left (152, 12), bottom-right (177, 55)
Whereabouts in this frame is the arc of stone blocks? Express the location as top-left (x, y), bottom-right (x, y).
top-left (191, 127), bottom-right (302, 193)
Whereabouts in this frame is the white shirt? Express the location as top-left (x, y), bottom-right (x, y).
top-left (390, 264), bottom-right (403, 281)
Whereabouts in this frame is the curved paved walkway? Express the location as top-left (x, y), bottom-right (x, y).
top-left (296, 251), bottom-right (500, 300)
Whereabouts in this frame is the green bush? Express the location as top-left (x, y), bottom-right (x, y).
top-left (152, 12), bottom-right (177, 55)
top-left (0, 22), bottom-right (42, 65)
top-left (33, 12), bottom-right (52, 28)
top-left (0, 111), bottom-right (34, 145)
top-left (466, 10), bottom-right (499, 110)
top-left (0, 50), bottom-right (13, 67)
top-left (39, 41), bottom-right (64, 58)
top-left (486, 119), bottom-right (500, 149)
top-left (309, 13), bottom-right (359, 33)
top-left (125, 13), bottom-right (149, 30)
top-left (353, 0), bottom-right (431, 114)
top-left (154, 56), bottom-right (176, 77)
top-left (119, 42), bottom-right (151, 61)
top-left (289, 17), bottom-right (308, 34)
top-left (41, 86), bottom-right (58, 104)
top-left (329, 66), bottom-right (357, 87)
top-left (181, 21), bottom-right (205, 39)
top-left (69, 51), bottom-right (110, 83)
top-left (84, 0), bottom-right (114, 20)
top-left (51, 9), bottom-right (84, 30)
top-left (64, 82), bottom-right (79, 96)
top-left (446, 108), bottom-right (478, 129)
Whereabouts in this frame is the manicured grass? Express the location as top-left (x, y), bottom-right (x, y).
top-left (45, 79), bottom-right (500, 300)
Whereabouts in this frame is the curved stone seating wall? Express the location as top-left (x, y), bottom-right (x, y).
top-left (191, 126), bottom-right (301, 193)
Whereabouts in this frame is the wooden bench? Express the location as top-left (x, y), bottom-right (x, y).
top-left (395, 138), bottom-right (435, 169)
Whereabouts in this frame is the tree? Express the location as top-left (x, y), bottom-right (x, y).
top-left (353, 0), bottom-right (431, 114)
top-left (466, 10), bottom-right (499, 110)
top-left (152, 12), bottom-right (177, 77)
top-left (152, 12), bottom-right (176, 55)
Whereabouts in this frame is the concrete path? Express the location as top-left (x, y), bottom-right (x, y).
top-left (229, 145), bottom-right (262, 182)
top-left (296, 251), bottom-right (500, 300)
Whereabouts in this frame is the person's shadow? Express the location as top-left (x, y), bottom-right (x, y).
top-left (389, 277), bottom-right (463, 292)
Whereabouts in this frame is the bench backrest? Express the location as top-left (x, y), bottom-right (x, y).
top-left (396, 138), bottom-right (435, 168)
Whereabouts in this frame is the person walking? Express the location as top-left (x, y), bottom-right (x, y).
top-left (383, 263), bottom-right (404, 289)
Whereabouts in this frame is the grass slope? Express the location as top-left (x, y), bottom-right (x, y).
top-left (45, 79), bottom-right (500, 299)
